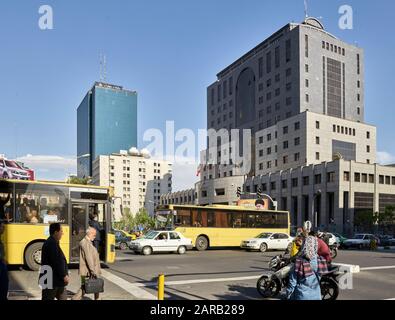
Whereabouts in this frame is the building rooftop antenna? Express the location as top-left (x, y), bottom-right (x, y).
top-left (304, 0), bottom-right (309, 19)
top-left (100, 53), bottom-right (107, 82)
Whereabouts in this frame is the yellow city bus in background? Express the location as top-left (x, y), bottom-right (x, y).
top-left (155, 204), bottom-right (290, 251)
top-left (0, 179), bottom-right (116, 270)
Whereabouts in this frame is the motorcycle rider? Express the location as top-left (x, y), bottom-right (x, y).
top-left (310, 231), bottom-right (332, 264)
top-left (285, 234), bottom-right (304, 261)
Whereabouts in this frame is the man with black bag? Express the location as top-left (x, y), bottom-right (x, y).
top-left (72, 227), bottom-right (103, 300)
top-left (39, 223), bottom-right (69, 300)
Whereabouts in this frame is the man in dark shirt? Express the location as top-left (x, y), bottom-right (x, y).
top-left (39, 223), bottom-right (69, 300)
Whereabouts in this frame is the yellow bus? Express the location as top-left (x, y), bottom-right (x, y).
top-left (0, 179), bottom-right (116, 270)
top-left (155, 204), bottom-right (290, 251)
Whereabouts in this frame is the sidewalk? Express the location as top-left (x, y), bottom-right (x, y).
top-left (7, 268), bottom-right (138, 300)
top-left (377, 246), bottom-right (395, 253)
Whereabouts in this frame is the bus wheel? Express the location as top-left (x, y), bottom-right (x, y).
top-left (120, 242), bottom-right (128, 250)
top-left (259, 243), bottom-right (268, 253)
top-left (25, 242), bottom-right (43, 271)
top-left (196, 236), bottom-right (209, 251)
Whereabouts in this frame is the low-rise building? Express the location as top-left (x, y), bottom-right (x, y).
top-left (160, 189), bottom-right (196, 205)
top-left (92, 149), bottom-right (172, 220)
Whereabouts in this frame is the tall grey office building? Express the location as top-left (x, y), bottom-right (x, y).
top-left (189, 17), bottom-right (394, 234)
top-left (202, 17), bottom-right (370, 180)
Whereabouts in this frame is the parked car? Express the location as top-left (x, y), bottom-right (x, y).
top-left (320, 232), bottom-right (339, 246)
top-left (0, 158), bottom-right (30, 180)
top-left (342, 234), bottom-right (377, 249)
top-left (377, 235), bottom-right (395, 247)
top-left (114, 229), bottom-right (134, 250)
top-left (240, 232), bottom-right (294, 252)
top-left (129, 230), bottom-right (193, 255)
top-left (331, 232), bottom-right (348, 246)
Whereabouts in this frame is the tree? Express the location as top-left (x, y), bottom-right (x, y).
top-left (354, 210), bottom-right (377, 232)
top-left (113, 208), bottom-right (155, 233)
top-left (113, 207), bottom-right (133, 231)
top-left (133, 208), bottom-right (156, 232)
top-left (377, 206), bottom-right (395, 234)
top-left (67, 176), bottom-right (92, 185)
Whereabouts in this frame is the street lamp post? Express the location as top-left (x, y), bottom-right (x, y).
top-left (312, 189), bottom-right (322, 229)
top-left (261, 193), bottom-right (278, 211)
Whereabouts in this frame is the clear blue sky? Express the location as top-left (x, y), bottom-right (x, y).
top-left (1, 0), bottom-right (395, 183)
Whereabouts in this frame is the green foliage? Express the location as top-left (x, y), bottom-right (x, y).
top-left (378, 206), bottom-right (395, 225)
top-left (354, 210), bottom-right (376, 228)
top-left (354, 206), bottom-right (395, 233)
top-left (67, 176), bottom-right (91, 185)
top-left (113, 208), bottom-right (155, 232)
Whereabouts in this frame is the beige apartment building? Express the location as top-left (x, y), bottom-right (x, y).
top-left (92, 149), bottom-right (172, 220)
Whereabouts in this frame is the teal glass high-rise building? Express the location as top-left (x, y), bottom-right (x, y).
top-left (77, 82), bottom-right (137, 177)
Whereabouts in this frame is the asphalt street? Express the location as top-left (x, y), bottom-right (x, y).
top-left (7, 248), bottom-right (395, 300)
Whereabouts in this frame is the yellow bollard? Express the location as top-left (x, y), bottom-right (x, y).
top-left (158, 274), bottom-right (165, 300)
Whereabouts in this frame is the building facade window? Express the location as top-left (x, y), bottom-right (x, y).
top-left (266, 51), bottom-right (272, 73)
top-left (344, 171), bottom-right (350, 181)
top-left (286, 39), bottom-right (291, 62)
top-left (275, 46), bottom-right (280, 68)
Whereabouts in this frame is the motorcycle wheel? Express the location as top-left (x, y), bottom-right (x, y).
top-left (320, 277), bottom-right (339, 301)
top-left (256, 275), bottom-right (281, 298)
top-left (330, 248), bottom-right (338, 259)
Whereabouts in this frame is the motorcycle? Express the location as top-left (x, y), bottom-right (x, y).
top-left (329, 244), bottom-right (339, 259)
top-left (256, 255), bottom-right (340, 301)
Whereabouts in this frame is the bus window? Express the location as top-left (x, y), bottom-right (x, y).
top-left (247, 214), bottom-right (257, 228)
top-left (216, 211), bottom-right (230, 228)
top-left (191, 210), bottom-right (203, 227)
top-left (258, 212), bottom-right (288, 228)
top-left (14, 184), bottom-right (68, 224)
top-left (230, 212), bottom-right (248, 228)
top-left (174, 209), bottom-right (191, 227)
top-left (0, 183), bottom-right (13, 221)
top-left (207, 211), bottom-right (215, 227)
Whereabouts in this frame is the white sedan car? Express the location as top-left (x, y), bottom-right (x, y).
top-left (241, 232), bottom-right (294, 252)
top-left (129, 230), bottom-right (193, 255)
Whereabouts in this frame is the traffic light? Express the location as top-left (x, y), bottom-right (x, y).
top-left (236, 187), bottom-right (242, 198)
top-left (257, 187), bottom-right (262, 199)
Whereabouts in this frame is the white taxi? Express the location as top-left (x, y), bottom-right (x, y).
top-left (129, 230), bottom-right (193, 255)
top-left (241, 232), bottom-right (293, 252)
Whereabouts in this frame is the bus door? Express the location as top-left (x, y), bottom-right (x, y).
top-left (71, 203), bottom-right (88, 262)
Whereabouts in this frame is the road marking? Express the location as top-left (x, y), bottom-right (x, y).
top-left (133, 275), bottom-right (262, 287)
top-left (332, 263), bottom-right (360, 273)
top-left (385, 298), bottom-right (395, 300)
top-left (360, 265), bottom-right (395, 271)
top-left (101, 269), bottom-right (156, 300)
